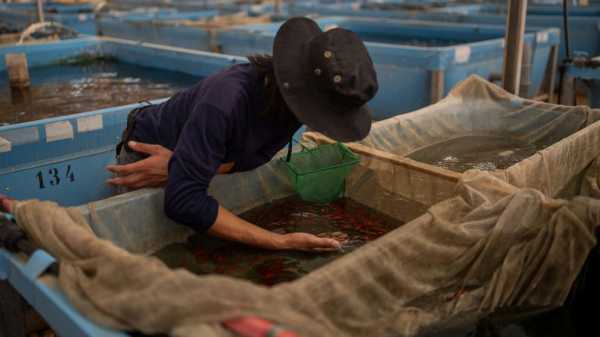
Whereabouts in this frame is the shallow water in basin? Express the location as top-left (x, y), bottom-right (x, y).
top-left (154, 196), bottom-right (406, 286)
top-left (407, 135), bottom-right (547, 173)
top-left (0, 56), bottom-right (198, 124)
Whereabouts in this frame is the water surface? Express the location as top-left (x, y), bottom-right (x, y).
top-left (407, 135), bottom-right (547, 172)
top-left (0, 56), bottom-right (199, 124)
top-left (154, 196), bottom-right (405, 286)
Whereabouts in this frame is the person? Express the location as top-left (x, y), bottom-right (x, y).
top-left (106, 17), bottom-right (379, 252)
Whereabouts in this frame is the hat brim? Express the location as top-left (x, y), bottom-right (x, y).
top-left (273, 17), bottom-right (372, 142)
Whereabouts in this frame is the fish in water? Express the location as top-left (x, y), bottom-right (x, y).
top-left (153, 196), bottom-right (405, 286)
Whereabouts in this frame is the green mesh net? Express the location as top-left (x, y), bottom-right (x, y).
top-left (283, 142), bottom-right (360, 203)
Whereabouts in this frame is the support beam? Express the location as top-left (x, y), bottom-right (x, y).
top-left (502, 0), bottom-right (528, 94)
top-left (430, 70), bottom-right (444, 104)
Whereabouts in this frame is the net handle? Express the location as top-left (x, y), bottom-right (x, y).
top-left (285, 137), bottom-right (316, 162)
top-left (286, 139), bottom-right (293, 162)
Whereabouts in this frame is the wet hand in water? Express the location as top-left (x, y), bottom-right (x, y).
top-left (280, 232), bottom-right (342, 252)
top-left (106, 141), bottom-right (172, 189)
top-left (317, 231), bottom-right (360, 251)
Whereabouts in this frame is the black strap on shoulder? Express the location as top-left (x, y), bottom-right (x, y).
top-left (286, 138), bottom-right (293, 162)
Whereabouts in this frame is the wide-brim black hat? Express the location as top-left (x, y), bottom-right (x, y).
top-left (273, 17), bottom-right (379, 142)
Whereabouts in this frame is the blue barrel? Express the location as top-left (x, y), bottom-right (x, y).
top-left (218, 17), bottom-right (559, 119)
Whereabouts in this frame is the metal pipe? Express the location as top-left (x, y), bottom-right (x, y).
top-left (36, 0), bottom-right (45, 23)
top-left (502, 0), bottom-right (528, 94)
top-left (430, 70), bottom-right (444, 103)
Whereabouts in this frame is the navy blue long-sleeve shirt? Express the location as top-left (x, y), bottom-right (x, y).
top-left (131, 64), bottom-right (301, 231)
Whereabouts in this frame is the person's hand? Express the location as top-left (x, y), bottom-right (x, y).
top-left (277, 232), bottom-right (342, 252)
top-left (0, 193), bottom-right (15, 213)
top-left (106, 141), bottom-right (172, 189)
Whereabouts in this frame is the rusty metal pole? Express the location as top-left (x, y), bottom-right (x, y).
top-left (36, 0), bottom-right (45, 23)
top-left (502, 0), bottom-right (528, 94)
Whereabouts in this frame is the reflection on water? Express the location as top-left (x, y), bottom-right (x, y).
top-left (0, 56), bottom-right (198, 124)
top-left (407, 135), bottom-right (547, 173)
top-left (154, 196), bottom-right (405, 286)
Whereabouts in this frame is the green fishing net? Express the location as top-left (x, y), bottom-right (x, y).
top-left (283, 142), bottom-right (360, 203)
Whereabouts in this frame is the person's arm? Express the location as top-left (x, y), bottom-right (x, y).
top-left (106, 141), bottom-right (233, 188)
top-left (209, 206), bottom-right (340, 251)
top-left (164, 103), bottom-right (340, 251)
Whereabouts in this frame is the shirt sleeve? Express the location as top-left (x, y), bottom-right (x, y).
top-left (163, 103), bottom-right (230, 232)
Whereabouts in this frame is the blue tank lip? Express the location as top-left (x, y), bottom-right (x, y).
top-left (0, 248), bottom-right (130, 337)
top-left (0, 100), bottom-right (167, 133)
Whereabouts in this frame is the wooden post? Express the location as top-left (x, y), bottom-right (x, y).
top-left (430, 70), bottom-right (444, 104)
top-left (502, 0), bottom-right (528, 95)
top-left (36, 0), bottom-right (45, 23)
top-left (5, 53), bottom-right (30, 90)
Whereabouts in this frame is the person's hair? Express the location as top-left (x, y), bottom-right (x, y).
top-left (247, 54), bottom-right (295, 125)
